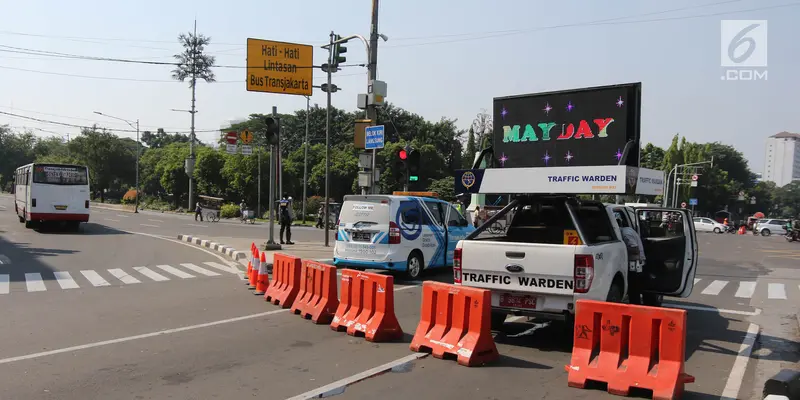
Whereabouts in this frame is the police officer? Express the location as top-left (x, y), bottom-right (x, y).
top-left (279, 193), bottom-right (294, 245)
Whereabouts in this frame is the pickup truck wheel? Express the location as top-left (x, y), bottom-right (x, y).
top-left (606, 279), bottom-right (624, 303)
top-left (491, 311), bottom-right (507, 331)
top-left (406, 252), bottom-right (423, 280)
top-left (642, 293), bottom-right (663, 307)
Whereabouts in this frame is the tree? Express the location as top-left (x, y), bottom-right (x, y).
top-left (464, 127), bottom-right (477, 168)
top-left (639, 143), bottom-right (665, 170)
top-left (471, 110), bottom-right (492, 150)
top-left (429, 177), bottom-right (456, 201)
top-left (172, 30), bottom-right (216, 88)
top-left (141, 128), bottom-right (191, 149)
top-left (67, 126), bottom-right (136, 202)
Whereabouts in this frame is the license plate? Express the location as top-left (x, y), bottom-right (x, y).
top-left (499, 293), bottom-right (537, 309)
top-left (54, 205), bottom-right (68, 211)
top-left (345, 243), bottom-right (377, 255)
top-left (352, 232), bottom-right (371, 242)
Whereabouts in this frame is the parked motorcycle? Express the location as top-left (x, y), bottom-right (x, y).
top-left (785, 228), bottom-right (798, 242)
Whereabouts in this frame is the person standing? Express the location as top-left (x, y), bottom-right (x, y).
top-left (279, 193), bottom-right (294, 245)
top-left (194, 202), bottom-right (203, 222)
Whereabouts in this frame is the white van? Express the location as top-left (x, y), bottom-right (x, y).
top-left (333, 193), bottom-right (475, 279)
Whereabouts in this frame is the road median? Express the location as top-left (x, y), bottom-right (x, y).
top-left (177, 234), bottom-right (333, 270)
top-left (90, 202), bottom-right (136, 213)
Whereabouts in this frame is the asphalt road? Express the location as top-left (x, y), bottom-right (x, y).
top-left (0, 193), bottom-right (796, 399)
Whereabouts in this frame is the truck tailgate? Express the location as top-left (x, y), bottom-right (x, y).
top-left (459, 241), bottom-right (578, 295)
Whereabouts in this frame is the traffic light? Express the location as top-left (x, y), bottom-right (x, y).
top-left (332, 35), bottom-right (347, 68)
top-left (395, 147), bottom-right (408, 181)
top-left (407, 149), bottom-right (420, 182)
top-left (263, 117), bottom-right (280, 145)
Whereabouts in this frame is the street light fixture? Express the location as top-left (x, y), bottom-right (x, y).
top-left (94, 111), bottom-right (140, 213)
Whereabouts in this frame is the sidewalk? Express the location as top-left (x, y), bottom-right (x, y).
top-left (177, 234), bottom-right (334, 270)
top-left (90, 201), bottom-right (135, 212)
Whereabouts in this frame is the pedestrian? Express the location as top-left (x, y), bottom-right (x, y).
top-left (279, 193), bottom-right (294, 244)
top-left (239, 199), bottom-right (247, 222)
top-left (316, 204), bottom-right (325, 229)
top-left (473, 205), bottom-right (483, 227)
top-left (194, 202), bottom-right (203, 222)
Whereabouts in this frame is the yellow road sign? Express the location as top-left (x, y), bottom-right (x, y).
top-left (239, 129), bottom-right (253, 144)
top-left (246, 38), bottom-right (313, 96)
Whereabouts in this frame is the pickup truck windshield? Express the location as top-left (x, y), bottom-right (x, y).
top-left (472, 197), bottom-right (617, 245)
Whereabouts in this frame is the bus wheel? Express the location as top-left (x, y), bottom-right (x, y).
top-left (18, 215), bottom-right (24, 223)
top-left (24, 220), bottom-right (36, 229)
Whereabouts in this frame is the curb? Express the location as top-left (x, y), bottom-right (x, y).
top-left (177, 234), bottom-right (249, 266)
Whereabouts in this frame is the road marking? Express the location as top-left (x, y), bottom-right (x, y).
top-left (25, 273), bottom-right (46, 292)
top-left (133, 266), bottom-right (169, 281)
top-left (186, 224), bottom-right (206, 228)
top-left (103, 218), bottom-right (120, 222)
top-left (0, 309), bottom-right (289, 366)
top-left (0, 275), bottom-right (8, 294)
top-left (180, 263), bottom-right (220, 276)
top-left (107, 268), bottom-right (141, 284)
top-left (286, 353), bottom-right (429, 400)
top-left (767, 283), bottom-right (787, 300)
top-left (694, 278), bottom-right (701, 285)
top-left (665, 303), bottom-right (761, 316)
top-left (139, 224), bottom-right (159, 228)
top-left (80, 270), bottom-right (110, 287)
top-left (720, 323), bottom-right (760, 400)
top-left (115, 214), bottom-right (129, 218)
top-left (734, 282), bottom-right (756, 298)
top-left (155, 264), bottom-right (194, 279)
top-left (203, 262), bottom-right (240, 274)
top-left (701, 280), bottom-right (728, 295)
top-left (53, 271), bottom-right (79, 289)
top-left (148, 219), bottom-right (163, 223)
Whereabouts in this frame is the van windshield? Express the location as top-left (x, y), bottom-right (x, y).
top-left (339, 198), bottom-right (391, 225)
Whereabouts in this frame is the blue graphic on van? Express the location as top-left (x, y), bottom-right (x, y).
top-left (395, 201), bottom-right (423, 240)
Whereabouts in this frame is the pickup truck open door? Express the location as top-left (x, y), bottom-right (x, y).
top-left (634, 208), bottom-right (699, 298)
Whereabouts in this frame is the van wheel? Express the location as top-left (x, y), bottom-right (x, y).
top-left (18, 215), bottom-right (25, 223)
top-left (606, 278), bottom-right (624, 303)
top-left (491, 311), bottom-right (508, 332)
top-left (642, 293), bottom-right (663, 307)
top-left (406, 251), bottom-right (424, 280)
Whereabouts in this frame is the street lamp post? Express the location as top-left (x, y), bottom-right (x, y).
top-left (94, 111), bottom-right (140, 213)
top-left (302, 95), bottom-right (310, 223)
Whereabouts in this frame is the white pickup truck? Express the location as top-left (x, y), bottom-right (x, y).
top-left (453, 195), bottom-right (698, 329)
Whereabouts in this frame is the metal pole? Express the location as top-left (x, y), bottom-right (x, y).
top-left (367, 0), bottom-right (380, 194)
top-left (278, 119), bottom-right (282, 200)
top-left (267, 143), bottom-right (276, 245)
top-left (135, 119), bottom-right (140, 213)
top-left (302, 96), bottom-right (309, 222)
top-left (324, 32), bottom-right (333, 247)
top-left (188, 20), bottom-right (197, 212)
top-left (257, 148), bottom-right (261, 218)
top-left (673, 165), bottom-right (680, 208)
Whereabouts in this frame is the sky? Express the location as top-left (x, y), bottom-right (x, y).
top-left (1, 0), bottom-right (798, 173)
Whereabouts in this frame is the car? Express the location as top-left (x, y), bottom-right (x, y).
top-left (753, 219), bottom-right (788, 236)
top-left (693, 217), bottom-right (726, 233)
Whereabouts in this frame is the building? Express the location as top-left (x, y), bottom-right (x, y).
top-left (762, 132), bottom-right (800, 187)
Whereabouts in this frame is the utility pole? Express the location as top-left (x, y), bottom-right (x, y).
top-left (266, 106), bottom-right (280, 250)
top-left (367, 0), bottom-right (380, 194)
top-left (324, 32), bottom-right (333, 247)
top-left (302, 95), bottom-right (310, 223)
top-left (135, 119), bottom-right (140, 213)
top-left (257, 148), bottom-right (261, 218)
top-left (188, 20), bottom-right (198, 212)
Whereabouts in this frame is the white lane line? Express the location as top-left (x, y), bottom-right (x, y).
top-left (701, 280), bottom-right (728, 295)
top-left (155, 265), bottom-right (195, 279)
top-left (0, 309), bottom-right (289, 366)
top-left (25, 273), bottom-right (47, 292)
top-left (180, 263), bottom-right (220, 277)
top-left (103, 218), bottom-right (120, 222)
top-left (0, 275), bottom-right (8, 294)
top-left (107, 268), bottom-right (141, 284)
top-left (53, 271), bottom-right (80, 289)
top-left (694, 278), bottom-right (701, 285)
top-left (286, 353), bottom-right (429, 400)
top-left (665, 303), bottom-right (762, 316)
top-left (202, 262), bottom-right (240, 274)
top-left (80, 270), bottom-right (110, 287)
top-left (186, 224), bottom-right (206, 228)
top-left (139, 224), bottom-right (160, 228)
top-left (148, 219), bottom-right (164, 223)
top-left (720, 323), bottom-right (760, 400)
top-left (767, 283), bottom-right (787, 300)
top-left (133, 266), bottom-right (169, 282)
top-left (115, 214), bottom-right (129, 218)
top-left (734, 282), bottom-right (757, 298)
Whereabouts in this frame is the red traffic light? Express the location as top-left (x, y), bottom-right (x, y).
top-left (398, 149), bottom-right (408, 160)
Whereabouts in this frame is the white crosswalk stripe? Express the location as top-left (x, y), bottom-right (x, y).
top-left (734, 282), bottom-right (756, 298)
top-left (133, 267), bottom-right (169, 282)
top-left (25, 273), bottom-right (47, 292)
top-left (767, 283), bottom-right (787, 300)
top-left (53, 271), bottom-right (79, 290)
top-left (701, 280), bottom-right (728, 295)
top-left (108, 268), bottom-right (141, 284)
top-left (203, 262), bottom-right (240, 274)
top-left (0, 275), bottom-right (8, 294)
top-left (81, 270), bottom-right (110, 287)
top-left (179, 263), bottom-right (220, 277)
top-left (693, 278), bottom-right (796, 301)
top-left (155, 265), bottom-right (195, 279)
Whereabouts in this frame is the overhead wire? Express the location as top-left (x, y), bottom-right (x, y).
top-left (0, 110), bottom-right (222, 134)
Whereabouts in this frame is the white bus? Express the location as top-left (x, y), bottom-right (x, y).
top-left (13, 163), bottom-right (91, 230)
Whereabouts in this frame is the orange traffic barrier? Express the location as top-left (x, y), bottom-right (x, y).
top-left (254, 251), bottom-right (270, 296)
top-left (248, 250), bottom-right (258, 289)
top-left (409, 281), bottom-right (499, 367)
top-left (331, 269), bottom-right (403, 342)
top-left (245, 244), bottom-right (254, 285)
top-left (565, 299), bottom-right (695, 400)
top-left (290, 260), bottom-right (339, 324)
top-left (264, 253), bottom-right (301, 308)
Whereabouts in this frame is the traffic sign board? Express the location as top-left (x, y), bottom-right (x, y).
top-left (689, 198), bottom-right (698, 206)
top-left (365, 125), bottom-right (385, 150)
top-left (239, 129), bottom-right (253, 144)
top-left (681, 202), bottom-right (687, 208)
top-left (246, 38), bottom-right (313, 96)
top-left (226, 144), bottom-right (237, 154)
top-left (241, 145), bottom-right (253, 155)
top-left (225, 131), bottom-right (238, 145)
top-left (691, 174), bottom-right (698, 181)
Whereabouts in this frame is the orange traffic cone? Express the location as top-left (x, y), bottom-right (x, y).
top-left (245, 244), bottom-right (254, 285)
top-left (254, 252), bottom-right (270, 295)
top-left (248, 250), bottom-right (259, 290)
